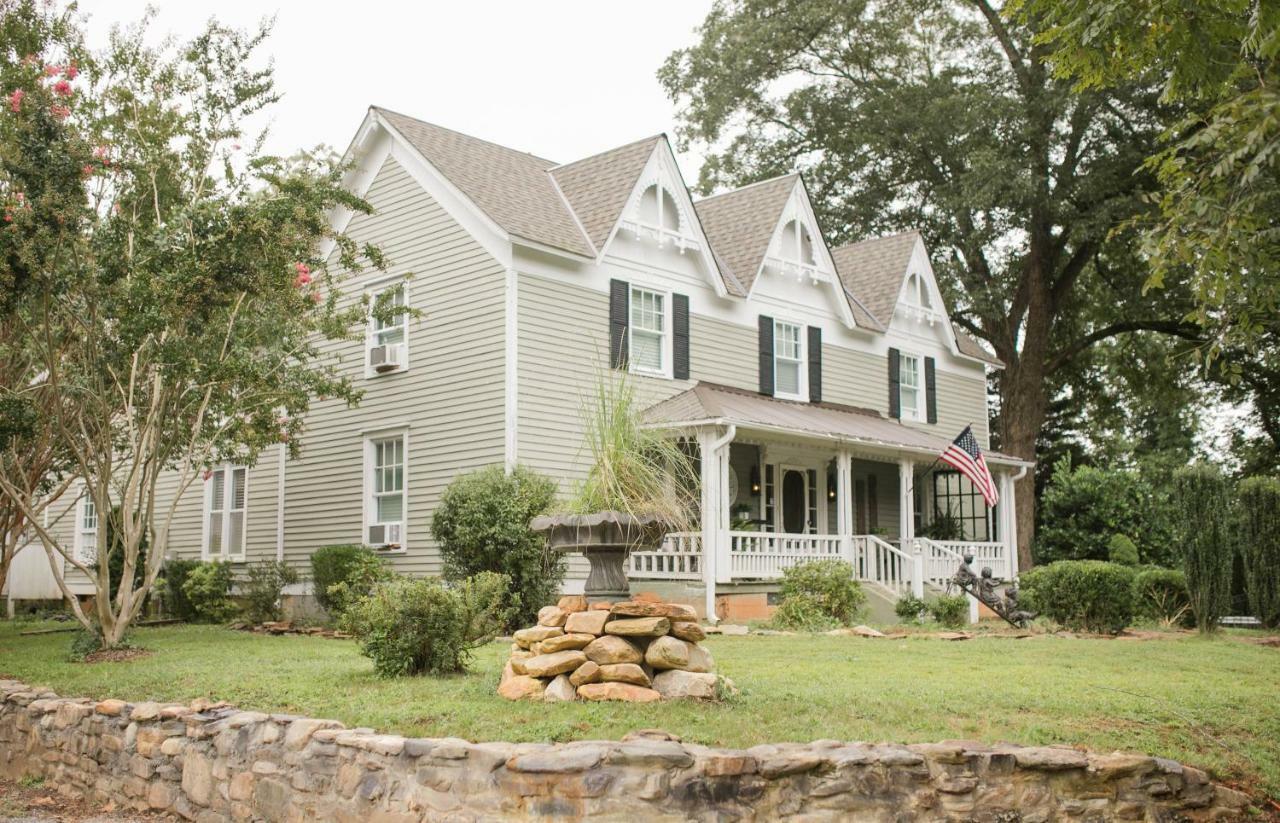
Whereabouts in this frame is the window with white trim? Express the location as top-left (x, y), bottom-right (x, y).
top-left (75, 496), bottom-right (98, 565)
top-left (365, 433), bottom-right (406, 549)
top-left (629, 286), bottom-right (668, 376)
top-left (204, 466), bottom-right (247, 561)
top-left (774, 320), bottom-right (805, 399)
top-left (899, 353), bottom-right (923, 420)
top-left (367, 280), bottom-right (408, 375)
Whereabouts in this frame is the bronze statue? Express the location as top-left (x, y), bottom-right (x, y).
top-left (948, 554), bottom-right (1037, 629)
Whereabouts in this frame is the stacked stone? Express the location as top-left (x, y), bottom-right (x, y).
top-left (498, 597), bottom-right (729, 702)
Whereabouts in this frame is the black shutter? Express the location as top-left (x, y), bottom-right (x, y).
top-left (888, 347), bottom-right (901, 419)
top-left (758, 315), bottom-right (775, 396)
top-left (672, 293), bottom-right (690, 380)
top-left (807, 326), bottom-right (822, 403)
top-left (609, 279), bottom-right (629, 369)
top-left (925, 356), bottom-right (937, 424)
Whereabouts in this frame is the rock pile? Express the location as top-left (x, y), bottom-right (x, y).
top-left (499, 597), bottom-right (731, 702)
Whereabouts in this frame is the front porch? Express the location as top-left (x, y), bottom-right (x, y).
top-left (632, 383), bottom-right (1030, 621)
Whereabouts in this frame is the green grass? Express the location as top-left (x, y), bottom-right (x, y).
top-left (2, 622), bottom-right (1278, 798)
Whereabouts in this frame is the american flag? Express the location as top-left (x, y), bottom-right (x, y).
top-left (940, 425), bottom-right (998, 507)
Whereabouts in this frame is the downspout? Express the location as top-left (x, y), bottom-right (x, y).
top-left (703, 425), bottom-right (735, 624)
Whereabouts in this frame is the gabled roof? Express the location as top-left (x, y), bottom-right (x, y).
top-left (830, 231), bottom-right (921, 326)
top-left (550, 136), bottom-right (663, 253)
top-left (692, 175), bottom-right (798, 293)
top-left (374, 107), bottom-right (594, 258)
top-left (644, 382), bottom-right (1027, 465)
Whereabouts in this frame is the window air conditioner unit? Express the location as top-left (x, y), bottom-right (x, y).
top-left (367, 523), bottom-right (402, 549)
top-left (369, 344), bottom-right (403, 373)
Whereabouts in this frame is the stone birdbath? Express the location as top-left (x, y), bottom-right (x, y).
top-left (529, 511), bottom-right (668, 603)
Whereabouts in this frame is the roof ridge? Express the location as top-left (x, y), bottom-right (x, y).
top-left (548, 134), bottom-right (665, 172)
top-left (694, 173), bottom-right (798, 204)
top-left (831, 229), bottom-right (922, 254)
top-left (371, 105), bottom-right (559, 167)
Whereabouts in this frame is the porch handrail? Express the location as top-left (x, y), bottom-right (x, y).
top-left (627, 531), bottom-right (703, 580)
top-left (727, 530), bottom-right (843, 579)
top-left (851, 535), bottom-right (915, 595)
top-left (918, 538), bottom-right (1010, 582)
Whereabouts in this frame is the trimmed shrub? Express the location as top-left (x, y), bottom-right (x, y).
top-left (1107, 534), bottom-right (1139, 566)
top-left (1238, 476), bottom-right (1280, 628)
top-left (341, 572), bottom-right (510, 677)
top-left (181, 561), bottom-right (236, 623)
top-left (241, 561), bottom-right (300, 624)
top-left (1133, 567), bottom-right (1192, 628)
top-left (310, 545), bottom-right (393, 619)
top-left (1172, 465), bottom-right (1233, 633)
top-left (1035, 458), bottom-right (1173, 566)
top-left (161, 558), bottom-right (202, 622)
top-left (431, 465), bottom-right (560, 630)
top-left (929, 594), bottom-right (969, 628)
top-left (776, 558), bottom-right (866, 628)
top-left (771, 596), bottom-right (841, 632)
top-left (894, 594), bottom-right (929, 624)
top-left (1019, 560), bottom-right (1136, 634)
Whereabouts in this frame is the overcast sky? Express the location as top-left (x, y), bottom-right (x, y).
top-left (78, 0), bottom-right (714, 178)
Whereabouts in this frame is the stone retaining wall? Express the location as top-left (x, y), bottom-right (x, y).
top-left (0, 680), bottom-right (1250, 821)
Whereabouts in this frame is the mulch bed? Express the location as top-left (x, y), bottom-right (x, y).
top-left (0, 777), bottom-right (166, 822)
top-left (79, 648), bottom-right (152, 664)
top-left (229, 621), bottom-right (351, 639)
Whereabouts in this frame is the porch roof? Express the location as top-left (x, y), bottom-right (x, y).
top-left (643, 382), bottom-right (1032, 468)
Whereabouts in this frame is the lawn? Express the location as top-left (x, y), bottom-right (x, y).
top-left (2, 622), bottom-right (1278, 799)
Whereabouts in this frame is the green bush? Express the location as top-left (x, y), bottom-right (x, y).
top-left (431, 465), bottom-right (560, 630)
top-left (1019, 560), bottom-right (1136, 634)
top-left (309, 545), bottom-right (393, 619)
top-left (1035, 458), bottom-right (1173, 566)
top-left (181, 561), bottom-right (237, 623)
top-left (1238, 476), bottom-right (1280, 628)
top-left (929, 594), bottom-right (969, 628)
top-left (1173, 465), bottom-right (1233, 633)
top-left (1107, 534), bottom-right (1139, 566)
top-left (1133, 567), bottom-right (1192, 628)
top-left (161, 558), bottom-right (202, 622)
top-left (341, 572), bottom-right (510, 677)
top-left (241, 561), bottom-right (300, 624)
top-left (68, 626), bottom-right (104, 660)
top-left (775, 559), bottom-right (866, 628)
top-left (894, 594), bottom-right (929, 624)
top-left (771, 595), bottom-right (840, 631)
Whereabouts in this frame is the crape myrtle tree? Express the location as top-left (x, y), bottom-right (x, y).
top-left (0, 2), bottom-right (385, 646)
top-left (660, 0), bottom-right (1203, 567)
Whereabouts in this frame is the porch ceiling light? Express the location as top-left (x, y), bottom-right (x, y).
top-left (750, 464), bottom-right (761, 496)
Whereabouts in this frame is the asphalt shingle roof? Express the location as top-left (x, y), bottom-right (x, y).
top-left (550, 136), bottom-right (663, 253)
top-left (692, 175), bottom-right (798, 294)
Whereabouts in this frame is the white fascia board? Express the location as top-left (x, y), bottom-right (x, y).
top-left (886, 236), bottom-right (967, 362)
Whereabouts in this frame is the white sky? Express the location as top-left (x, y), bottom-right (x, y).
top-left (77, 0), bottom-right (714, 179)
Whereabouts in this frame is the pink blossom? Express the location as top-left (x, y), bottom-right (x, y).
top-left (293, 272), bottom-right (311, 288)
top-left (203, 469), bottom-right (213, 481)
top-left (92, 145), bottom-right (109, 159)
top-left (3, 211), bottom-right (12, 223)
top-left (50, 103), bottom-right (70, 119)
top-left (81, 164), bottom-right (93, 177)
top-left (64, 63), bottom-right (78, 80)
top-left (232, 143), bottom-right (241, 151)
top-left (294, 262), bottom-right (311, 276)
top-left (52, 79), bottom-right (72, 97)
top-left (8, 89), bottom-right (25, 113)
top-left (44, 63), bottom-right (60, 77)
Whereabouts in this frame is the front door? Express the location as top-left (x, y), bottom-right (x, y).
top-left (781, 468), bottom-right (808, 533)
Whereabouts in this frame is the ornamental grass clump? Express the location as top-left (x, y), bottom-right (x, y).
top-left (563, 373), bottom-right (698, 531)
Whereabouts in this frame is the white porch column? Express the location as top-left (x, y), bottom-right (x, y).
top-left (897, 458), bottom-right (915, 547)
top-left (716, 439), bottom-right (732, 585)
top-left (1000, 471), bottom-right (1018, 578)
top-left (698, 430), bottom-right (718, 622)
top-left (836, 449), bottom-right (853, 562)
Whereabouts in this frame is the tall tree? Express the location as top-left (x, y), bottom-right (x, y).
top-left (661, 0), bottom-right (1199, 564)
top-left (0, 4), bottom-right (382, 646)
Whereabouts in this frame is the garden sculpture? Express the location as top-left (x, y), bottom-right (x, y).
top-left (949, 554), bottom-right (1038, 629)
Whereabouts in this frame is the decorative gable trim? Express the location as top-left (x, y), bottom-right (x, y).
top-left (597, 138), bottom-right (731, 299)
top-left (749, 178), bottom-right (857, 329)
top-left (885, 236), bottom-right (976, 365)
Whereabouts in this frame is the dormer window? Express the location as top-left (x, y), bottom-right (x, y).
top-left (638, 184), bottom-right (680, 232)
top-left (900, 272), bottom-right (939, 324)
top-left (779, 220), bottom-right (817, 266)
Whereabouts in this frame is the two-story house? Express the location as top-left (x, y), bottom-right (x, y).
top-left (19, 107), bottom-right (1031, 621)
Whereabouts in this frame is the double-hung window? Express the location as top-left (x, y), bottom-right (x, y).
top-left (899, 353), bottom-right (922, 420)
top-left (367, 281), bottom-right (408, 375)
top-left (629, 286), bottom-right (667, 376)
top-left (774, 320), bottom-right (805, 399)
top-left (366, 432), bottom-right (406, 549)
top-left (75, 496), bottom-right (98, 564)
top-left (204, 466), bottom-right (247, 561)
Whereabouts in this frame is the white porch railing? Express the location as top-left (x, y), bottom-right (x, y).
top-left (924, 539), bottom-right (1010, 581)
top-left (627, 532), bottom-right (703, 580)
top-left (727, 531), bottom-right (843, 579)
top-left (851, 535), bottom-right (914, 595)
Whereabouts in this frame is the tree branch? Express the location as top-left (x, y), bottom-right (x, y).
top-left (1047, 320), bottom-right (1205, 374)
